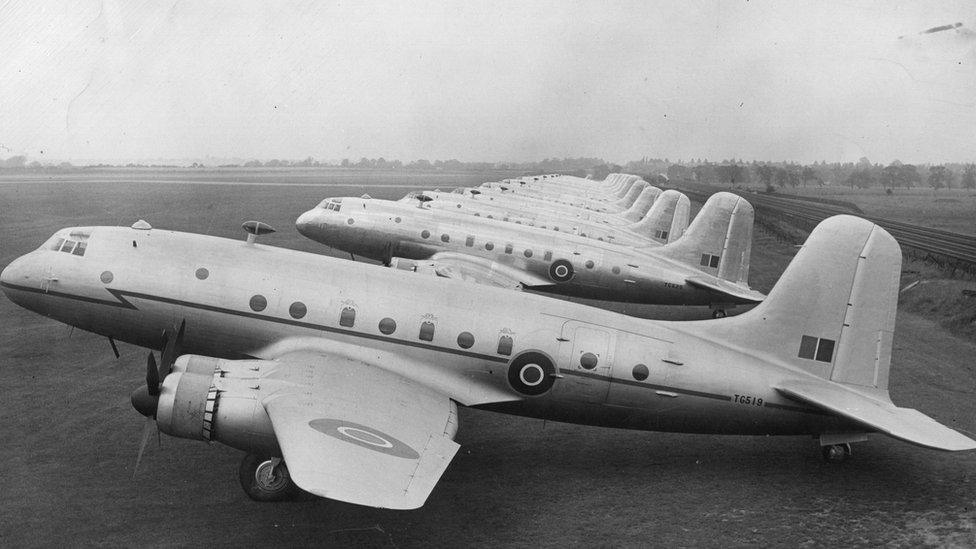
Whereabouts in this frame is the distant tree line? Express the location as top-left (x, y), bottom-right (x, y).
top-left (623, 156), bottom-right (976, 192)
top-left (0, 155), bottom-right (604, 177)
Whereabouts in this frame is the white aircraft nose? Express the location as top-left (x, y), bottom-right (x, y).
top-left (295, 209), bottom-right (322, 237)
top-left (1, 254), bottom-right (32, 297)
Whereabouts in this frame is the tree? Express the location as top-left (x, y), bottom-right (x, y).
top-left (962, 164), bottom-right (976, 190)
top-left (928, 165), bottom-right (953, 190)
top-left (755, 164), bottom-right (774, 191)
top-left (845, 170), bottom-right (874, 189)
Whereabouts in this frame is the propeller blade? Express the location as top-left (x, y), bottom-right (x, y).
top-left (132, 416), bottom-right (156, 478)
top-left (158, 319), bottom-right (186, 379)
top-left (146, 353), bottom-right (159, 396)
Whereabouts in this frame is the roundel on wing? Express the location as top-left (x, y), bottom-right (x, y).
top-left (548, 259), bottom-right (575, 283)
top-left (507, 351), bottom-right (557, 396)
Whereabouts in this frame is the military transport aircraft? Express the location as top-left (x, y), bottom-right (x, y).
top-left (478, 178), bottom-right (649, 213)
top-left (451, 184), bottom-right (663, 227)
top-left (406, 188), bottom-right (691, 247)
top-left (295, 191), bottom-right (762, 315)
top-left (2, 216), bottom-right (973, 509)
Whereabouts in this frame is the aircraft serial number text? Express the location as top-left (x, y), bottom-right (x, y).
top-left (732, 394), bottom-right (763, 406)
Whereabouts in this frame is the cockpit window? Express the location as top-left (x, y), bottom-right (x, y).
top-left (43, 232), bottom-right (89, 256)
top-left (317, 199), bottom-right (342, 212)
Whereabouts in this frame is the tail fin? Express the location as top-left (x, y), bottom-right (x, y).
top-left (621, 187), bottom-right (662, 222)
top-left (628, 190), bottom-right (690, 244)
top-left (613, 175), bottom-right (639, 198)
top-left (653, 192), bottom-right (754, 283)
top-left (613, 180), bottom-right (648, 208)
top-left (704, 215), bottom-right (900, 394)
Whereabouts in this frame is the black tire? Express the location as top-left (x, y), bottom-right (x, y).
top-left (711, 309), bottom-right (727, 319)
top-left (820, 443), bottom-right (852, 463)
top-left (238, 454), bottom-right (299, 502)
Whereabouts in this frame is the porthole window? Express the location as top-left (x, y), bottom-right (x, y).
top-left (632, 364), bottom-right (649, 381)
top-left (289, 302), bottom-right (307, 319)
top-left (457, 331), bottom-right (475, 349)
top-left (195, 267), bottom-right (209, 280)
top-left (580, 352), bottom-right (598, 370)
top-left (395, 217), bottom-right (401, 223)
top-left (100, 271), bottom-right (113, 284)
top-left (347, 218), bottom-right (354, 225)
top-left (611, 266), bottom-right (621, 275)
top-left (441, 234), bottom-right (450, 243)
top-left (249, 295), bottom-right (267, 312)
top-left (524, 249), bottom-right (533, 258)
top-left (485, 242), bottom-right (494, 251)
top-left (421, 230), bottom-right (430, 239)
top-left (585, 260), bottom-right (595, 269)
top-left (419, 321), bottom-right (435, 341)
top-left (339, 307), bottom-right (356, 327)
top-left (378, 317), bottom-right (397, 334)
top-left (497, 335), bottom-right (514, 356)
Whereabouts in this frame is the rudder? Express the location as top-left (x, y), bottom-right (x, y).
top-left (628, 190), bottom-right (691, 244)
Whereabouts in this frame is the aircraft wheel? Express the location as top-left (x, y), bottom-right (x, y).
top-left (711, 309), bottom-right (727, 319)
top-left (821, 443), bottom-right (852, 463)
top-left (238, 454), bottom-right (299, 502)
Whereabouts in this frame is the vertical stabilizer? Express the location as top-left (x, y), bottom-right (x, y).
top-left (613, 180), bottom-right (649, 208)
top-left (621, 187), bottom-right (662, 222)
top-left (700, 216), bottom-right (900, 395)
top-left (628, 190), bottom-right (691, 244)
top-left (652, 192), bottom-right (754, 283)
top-left (613, 175), bottom-right (639, 198)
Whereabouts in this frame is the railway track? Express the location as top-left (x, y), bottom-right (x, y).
top-left (673, 185), bottom-right (976, 273)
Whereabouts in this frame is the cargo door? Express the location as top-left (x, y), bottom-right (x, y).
top-left (554, 321), bottom-right (614, 403)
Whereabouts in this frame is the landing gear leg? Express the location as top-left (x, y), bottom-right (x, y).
top-left (821, 443), bottom-right (852, 463)
top-left (238, 454), bottom-right (299, 502)
top-left (711, 309), bottom-right (727, 319)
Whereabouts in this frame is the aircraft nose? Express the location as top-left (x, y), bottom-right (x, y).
top-left (1, 254), bottom-right (33, 300)
top-left (295, 209), bottom-right (324, 238)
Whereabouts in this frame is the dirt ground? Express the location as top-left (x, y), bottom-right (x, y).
top-left (1, 171), bottom-right (974, 547)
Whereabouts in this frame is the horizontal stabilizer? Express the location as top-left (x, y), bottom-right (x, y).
top-left (775, 379), bottom-right (976, 451)
top-left (685, 275), bottom-right (765, 303)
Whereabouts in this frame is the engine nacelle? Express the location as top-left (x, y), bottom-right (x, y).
top-left (156, 355), bottom-right (280, 456)
top-left (389, 257), bottom-right (439, 276)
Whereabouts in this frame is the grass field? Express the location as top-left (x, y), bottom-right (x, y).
top-left (1, 170), bottom-right (975, 547)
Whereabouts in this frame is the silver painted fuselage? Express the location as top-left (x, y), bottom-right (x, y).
top-left (0, 225), bottom-right (851, 436)
top-left (296, 198), bottom-right (741, 305)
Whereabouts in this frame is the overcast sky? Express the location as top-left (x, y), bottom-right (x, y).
top-left (1, 1), bottom-right (974, 164)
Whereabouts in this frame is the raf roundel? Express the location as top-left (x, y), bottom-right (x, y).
top-left (507, 351), bottom-right (557, 396)
top-left (548, 259), bottom-right (574, 283)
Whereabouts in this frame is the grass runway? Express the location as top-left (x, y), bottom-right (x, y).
top-left (1, 170), bottom-right (974, 547)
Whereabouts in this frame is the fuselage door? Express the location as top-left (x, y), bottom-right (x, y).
top-left (554, 321), bottom-right (614, 403)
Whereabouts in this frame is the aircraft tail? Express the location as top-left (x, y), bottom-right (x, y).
top-left (704, 215), bottom-right (899, 389)
top-left (627, 190), bottom-right (690, 244)
top-left (621, 187), bottom-right (662, 222)
top-left (691, 216), bottom-right (976, 451)
top-left (613, 180), bottom-right (648, 208)
top-left (653, 192), bottom-right (754, 283)
top-left (613, 175), bottom-right (639, 198)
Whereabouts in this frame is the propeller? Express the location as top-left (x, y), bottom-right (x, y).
top-left (130, 320), bottom-right (185, 476)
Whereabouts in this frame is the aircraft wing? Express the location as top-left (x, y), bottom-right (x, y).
top-left (685, 275), bottom-right (766, 304)
top-left (775, 379), bottom-right (976, 451)
top-left (261, 355), bottom-right (460, 509)
top-left (425, 251), bottom-right (553, 290)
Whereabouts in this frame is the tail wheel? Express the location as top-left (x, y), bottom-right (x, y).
top-left (238, 454), bottom-right (300, 502)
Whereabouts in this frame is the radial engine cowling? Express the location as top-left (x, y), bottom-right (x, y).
top-left (155, 355), bottom-right (280, 456)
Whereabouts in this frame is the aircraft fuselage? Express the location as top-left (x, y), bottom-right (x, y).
top-left (1, 225), bottom-right (850, 437)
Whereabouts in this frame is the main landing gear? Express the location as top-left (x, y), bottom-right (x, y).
top-left (711, 309), bottom-right (728, 319)
top-left (820, 443), bottom-right (853, 463)
top-left (238, 454), bottom-right (299, 502)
